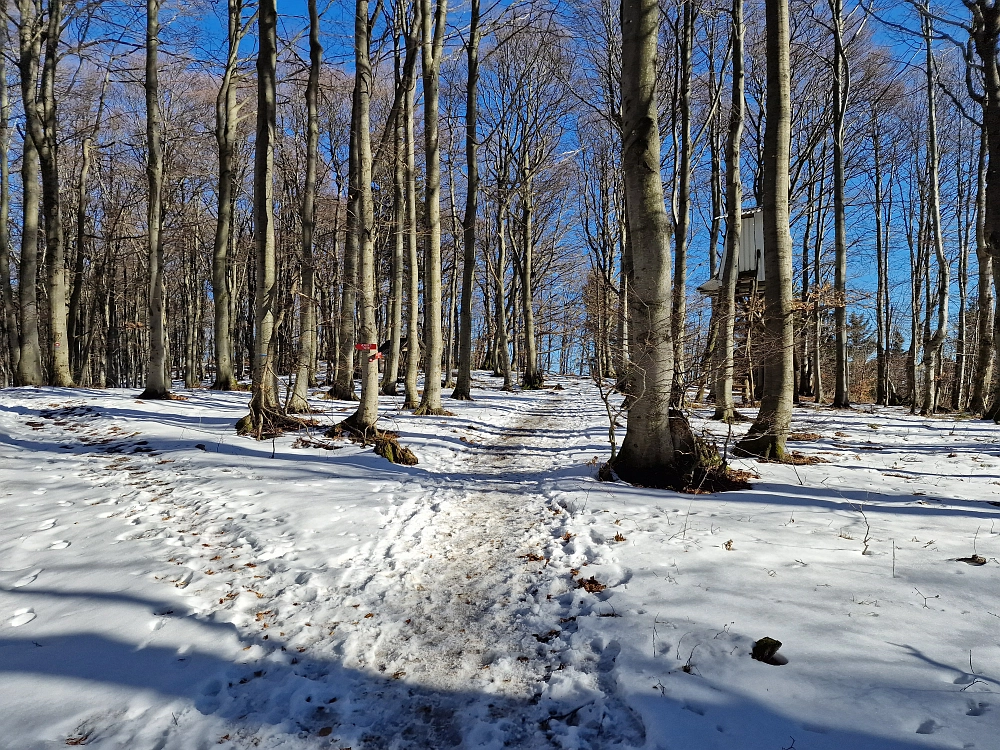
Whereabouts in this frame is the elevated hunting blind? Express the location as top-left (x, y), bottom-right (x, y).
top-left (697, 209), bottom-right (765, 296)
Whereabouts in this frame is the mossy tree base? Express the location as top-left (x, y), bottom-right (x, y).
top-left (374, 433), bottom-right (418, 465)
top-left (327, 418), bottom-right (418, 466)
top-left (450, 388), bottom-right (474, 401)
top-left (326, 383), bottom-right (358, 401)
top-left (711, 408), bottom-right (750, 423)
top-left (733, 428), bottom-right (786, 461)
top-left (413, 403), bottom-right (452, 416)
top-left (138, 388), bottom-right (171, 400)
top-left (611, 410), bottom-right (740, 492)
top-left (210, 375), bottom-right (240, 391)
top-left (285, 395), bottom-right (312, 415)
top-left (522, 373), bottom-right (544, 390)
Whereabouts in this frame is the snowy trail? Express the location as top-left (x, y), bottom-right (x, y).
top-left (4, 380), bottom-right (1000, 749)
top-left (317, 388), bottom-right (645, 748)
top-left (0, 383), bottom-right (644, 749)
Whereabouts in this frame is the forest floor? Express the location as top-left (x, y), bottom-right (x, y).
top-left (1, 375), bottom-right (999, 749)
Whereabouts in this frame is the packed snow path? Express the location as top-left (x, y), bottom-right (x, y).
top-left (323, 390), bottom-right (645, 748)
top-left (2, 378), bottom-right (1000, 749)
top-left (0, 382), bottom-right (644, 749)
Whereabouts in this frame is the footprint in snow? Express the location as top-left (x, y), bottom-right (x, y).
top-left (56, 501), bottom-right (73, 507)
top-left (36, 518), bottom-right (57, 531)
top-left (916, 719), bottom-right (941, 734)
top-left (48, 540), bottom-right (71, 550)
top-left (9, 608), bottom-right (36, 627)
top-left (967, 702), bottom-right (989, 717)
top-left (13, 568), bottom-right (42, 588)
top-left (31, 489), bottom-right (46, 495)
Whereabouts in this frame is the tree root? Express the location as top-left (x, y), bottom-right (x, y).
top-left (710, 408), bottom-right (750, 423)
top-left (325, 383), bottom-right (358, 401)
top-left (327, 420), bottom-right (418, 466)
top-left (137, 388), bottom-right (171, 400)
top-left (610, 410), bottom-right (751, 493)
top-left (236, 406), bottom-right (313, 440)
top-left (412, 404), bottom-right (453, 416)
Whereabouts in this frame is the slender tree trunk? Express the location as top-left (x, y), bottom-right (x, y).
top-left (671, 0), bottom-right (694, 406)
top-left (18, 0), bottom-right (71, 386)
top-left (140, 0), bottom-right (169, 399)
top-left (289, 0), bottom-right (322, 413)
top-left (0, 42), bottom-right (16, 383)
top-left (382, 107), bottom-right (405, 396)
top-left (403, 32), bottom-right (421, 409)
top-left (713, 0), bottom-right (743, 423)
top-left (347, 0), bottom-right (380, 432)
top-left (494, 203), bottom-right (512, 389)
top-left (17, 133), bottom-right (44, 386)
top-left (211, 0), bottom-right (244, 391)
top-left (971, 133), bottom-right (994, 413)
top-left (954, 131), bottom-right (971, 411)
top-left (830, 0), bottom-right (850, 407)
top-left (414, 0), bottom-right (448, 415)
top-left (735, 0), bottom-right (794, 459)
top-left (520, 178), bottom-right (541, 388)
top-left (332, 84), bottom-right (361, 402)
top-left (920, 15), bottom-right (948, 416)
top-left (451, 0), bottom-right (480, 400)
top-left (238, 0), bottom-right (282, 434)
top-left (813, 141), bottom-right (827, 403)
top-left (873, 112), bottom-right (888, 405)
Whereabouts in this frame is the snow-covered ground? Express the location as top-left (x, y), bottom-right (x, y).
top-left (1, 375), bottom-right (998, 749)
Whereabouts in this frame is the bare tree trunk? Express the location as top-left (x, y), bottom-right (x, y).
top-left (519, 177), bottom-right (541, 388)
top-left (968, 2), bottom-right (1000, 419)
top-left (382, 106), bottom-right (404, 396)
top-left (920, 14), bottom-right (948, 416)
top-left (873, 110), bottom-right (889, 406)
top-left (332, 84), bottom-right (362, 402)
top-left (813, 141), bottom-right (827, 403)
top-left (211, 0), bottom-right (245, 391)
top-left (671, 0), bottom-right (695, 406)
top-left (0, 41), bottom-right (16, 383)
top-left (712, 0), bottom-right (743, 423)
top-left (347, 0), bottom-right (380, 432)
top-left (289, 0), bottom-right (322, 413)
top-left (954, 124), bottom-right (972, 411)
top-left (451, 0), bottom-right (480, 400)
top-left (18, 0), bottom-right (71, 386)
top-left (829, 0), bottom-right (849, 407)
top-left (17, 134), bottom-right (43, 385)
top-left (140, 0), bottom-right (169, 399)
top-left (971, 132), bottom-right (994, 413)
top-left (494, 203), bottom-right (513, 390)
top-left (238, 0), bottom-right (282, 434)
top-left (614, 0), bottom-right (707, 487)
top-left (735, 0), bottom-right (794, 459)
top-left (414, 0), bottom-right (448, 415)
top-left (403, 22), bottom-right (421, 409)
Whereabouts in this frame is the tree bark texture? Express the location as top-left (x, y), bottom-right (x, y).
top-left (734, 0), bottom-right (794, 459)
top-left (451, 0), bottom-right (480, 400)
top-left (140, 0), bottom-right (169, 399)
top-left (713, 0), bottom-right (744, 423)
top-left (289, 0), bottom-right (322, 413)
top-left (414, 0), bottom-right (448, 415)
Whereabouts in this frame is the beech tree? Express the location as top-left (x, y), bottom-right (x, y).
top-left (734, 0), bottom-right (794, 459)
